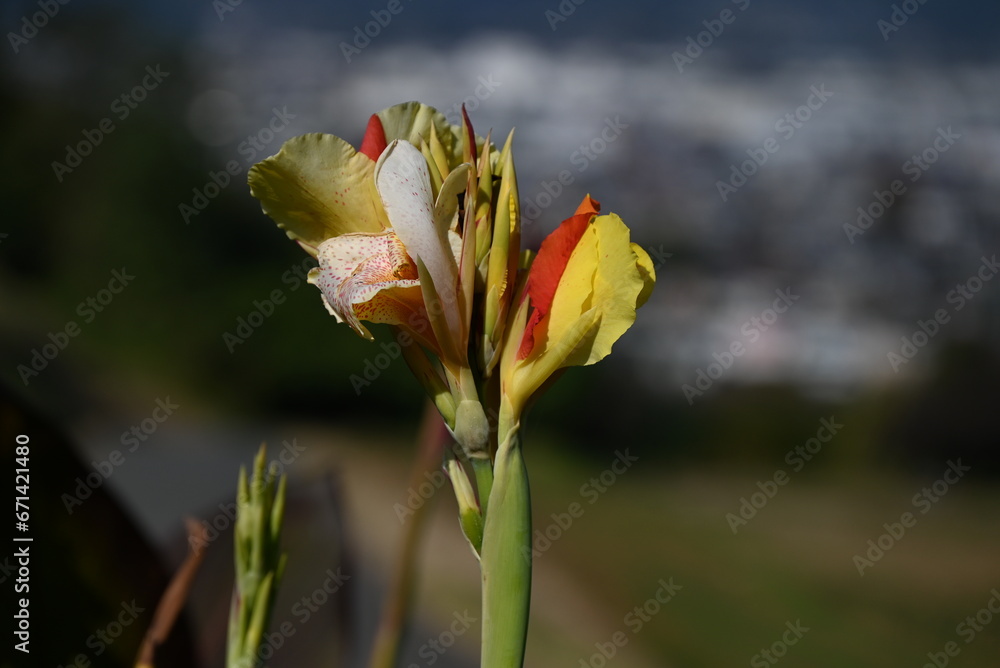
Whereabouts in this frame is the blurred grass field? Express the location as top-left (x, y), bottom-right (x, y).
top-left (528, 455), bottom-right (999, 667)
top-left (275, 426), bottom-right (1000, 668)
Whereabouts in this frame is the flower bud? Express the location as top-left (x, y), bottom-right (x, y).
top-left (453, 399), bottom-right (490, 458)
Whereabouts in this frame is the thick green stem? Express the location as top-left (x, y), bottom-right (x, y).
top-left (480, 425), bottom-right (531, 668)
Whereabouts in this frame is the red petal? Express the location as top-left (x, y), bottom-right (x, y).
top-left (461, 104), bottom-right (477, 164)
top-left (359, 114), bottom-right (387, 161)
top-left (516, 197), bottom-right (601, 359)
top-left (574, 194), bottom-right (601, 217)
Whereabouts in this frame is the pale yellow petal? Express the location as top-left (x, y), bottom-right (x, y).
top-left (248, 133), bottom-right (384, 251)
top-left (631, 242), bottom-right (656, 308)
top-left (375, 102), bottom-right (463, 165)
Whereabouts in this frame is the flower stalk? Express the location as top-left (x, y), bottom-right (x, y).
top-left (480, 424), bottom-right (531, 668)
top-left (248, 101), bottom-right (655, 668)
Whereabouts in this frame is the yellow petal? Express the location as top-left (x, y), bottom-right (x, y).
top-left (556, 213), bottom-right (647, 367)
top-left (248, 133), bottom-right (385, 252)
top-left (631, 242), bottom-right (656, 308)
top-left (507, 307), bottom-right (601, 416)
top-left (505, 213), bottom-right (654, 413)
top-left (543, 224), bottom-right (599, 357)
top-left (375, 102), bottom-right (463, 166)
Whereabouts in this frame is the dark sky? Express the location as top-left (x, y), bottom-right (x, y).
top-left (4, 0), bottom-right (998, 63)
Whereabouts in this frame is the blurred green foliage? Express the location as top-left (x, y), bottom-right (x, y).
top-left (0, 15), bottom-right (426, 425)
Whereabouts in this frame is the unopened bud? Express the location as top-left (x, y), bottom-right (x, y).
top-left (454, 400), bottom-right (489, 457)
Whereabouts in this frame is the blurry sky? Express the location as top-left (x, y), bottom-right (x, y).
top-left (2, 0), bottom-right (1000, 428)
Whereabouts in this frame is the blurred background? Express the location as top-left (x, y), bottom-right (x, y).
top-left (2, 0), bottom-right (999, 666)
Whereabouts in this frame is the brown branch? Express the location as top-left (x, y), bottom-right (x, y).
top-left (367, 401), bottom-right (451, 668)
top-left (134, 518), bottom-right (210, 668)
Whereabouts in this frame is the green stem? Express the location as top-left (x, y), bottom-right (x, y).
top-left (480, 425), bottom-right (531, 668)
top-left (471, 455), bottom-right (494, 518)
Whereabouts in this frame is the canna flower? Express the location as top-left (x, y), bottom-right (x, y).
top-left (248, 103), bottom-right (508, 456)
top-left (480, 197), bottom-right (653, 668)
top-left (247, 102), bottom-right (477, 369)
top-left (248, 101), bottom-right (657, 668)
top-left (498, 195), bottom-right (655, 431)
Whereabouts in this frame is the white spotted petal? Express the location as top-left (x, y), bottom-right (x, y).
top-left (375, 140), bottom-right (460, 338)
top-left (308, 232), bottom-right (423, 340)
